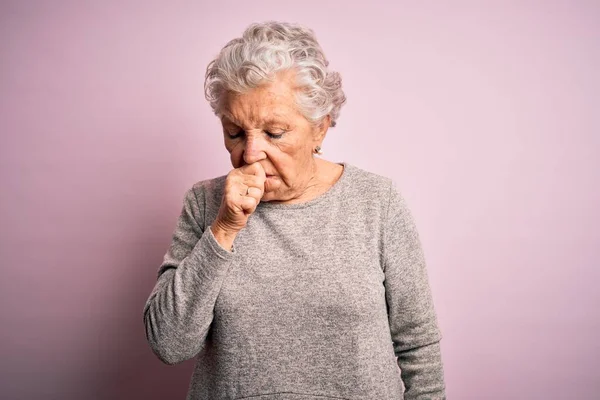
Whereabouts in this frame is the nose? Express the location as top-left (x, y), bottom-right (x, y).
top-left (243, 133), bottom-right (267, 165)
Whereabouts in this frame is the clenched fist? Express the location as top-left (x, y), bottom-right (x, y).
top-left (210, 162), bottom-right (266, 250)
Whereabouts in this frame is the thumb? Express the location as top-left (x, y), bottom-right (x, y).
top-left (242, 162), bottom-right (266, 180)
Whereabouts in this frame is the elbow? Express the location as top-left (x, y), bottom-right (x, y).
top-left (144, 313), bottom-right (194, 365)
top-left (152, 346), bottom-right (188, 366)
top-left (143, 310), bottom-right (201, 365)
top-left (147, 335), bottom-right (186, 366)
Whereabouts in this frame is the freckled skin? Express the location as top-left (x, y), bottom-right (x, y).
top-left (220, 70), bottom-right (340, 204)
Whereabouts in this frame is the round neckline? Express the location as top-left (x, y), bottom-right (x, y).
top-left (257, 162), bottom-right (350, 210)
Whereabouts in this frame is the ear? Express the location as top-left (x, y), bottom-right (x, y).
top-left (313, 115), bottom-right (331, 143)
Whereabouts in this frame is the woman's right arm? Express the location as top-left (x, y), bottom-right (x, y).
top-left (143, 186), bottom-right (236, 365)
top-left (143, 163), bottom-right (266, 365)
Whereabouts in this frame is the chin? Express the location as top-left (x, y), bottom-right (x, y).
top-left (261, 192), bottom-right (277, 202)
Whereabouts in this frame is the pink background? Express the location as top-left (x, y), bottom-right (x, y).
top-left (1, 1), bottom-right (599, 399)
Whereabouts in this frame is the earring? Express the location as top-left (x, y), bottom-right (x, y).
top-left (314, 145), bottom-right (323, 155)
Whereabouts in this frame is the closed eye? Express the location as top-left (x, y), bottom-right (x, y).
top-left (227, 130), bottom-right (244, 139)
top-left (266, 131), bottom-right (285, 139)
top-left (227, 130), bottom-right (285, 139)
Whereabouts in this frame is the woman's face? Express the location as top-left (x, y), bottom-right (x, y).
top-left (220, 71), bottom-right (327, 203)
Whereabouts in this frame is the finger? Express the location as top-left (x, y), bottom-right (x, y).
top-left (239, 194), bottom-right (258, 215)
top-left (246, 186), bottom-right (263, 200)
top-left (240, 162), bottom-right (266, 179)
top-left (241, 174), bottom-right (266, 190)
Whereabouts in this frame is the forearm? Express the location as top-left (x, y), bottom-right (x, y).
top-left (397, 340), bottom-right (446, 400)
top-left (143, 227), bottom-right (235, 365)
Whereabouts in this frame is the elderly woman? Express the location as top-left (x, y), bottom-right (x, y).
top-left (143, 21), bottom-right (446, 400)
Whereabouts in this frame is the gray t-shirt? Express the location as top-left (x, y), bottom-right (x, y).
top-left (143, 162), bottom-right (446, 400)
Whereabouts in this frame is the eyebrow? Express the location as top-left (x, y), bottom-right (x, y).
top-left (220, 111), bottom-right (239, 125)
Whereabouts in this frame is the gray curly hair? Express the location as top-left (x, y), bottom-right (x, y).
top-left (204, 21), bottom-right (346, 128)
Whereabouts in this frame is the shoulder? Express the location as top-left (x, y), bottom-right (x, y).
top-left (174, 174), bottom-right (227, 231)
top-left (187, 174), bottom-right (227, 205)
top-left (343, 163), bottom-right (414, 224)
top-left (343, 163), bottom-right (395, 204)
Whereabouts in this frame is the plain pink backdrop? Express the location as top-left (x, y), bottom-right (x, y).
top-left (1, 1), bottom-right (599, 399)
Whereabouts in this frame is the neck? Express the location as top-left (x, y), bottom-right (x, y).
top-left (291, 158), bottom-right (338, 203)
top-left (269, 158), bottom-right (332, 205)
